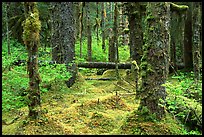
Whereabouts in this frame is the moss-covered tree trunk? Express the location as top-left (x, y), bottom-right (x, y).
top-left (50, 2), bottom-right (76, 88)
top-left (79, 2), bottom-right (84, 58)
top-left (113, 2), bottom-right (119, 62)
top-left (5, 2), bottom-right (11, 56)
top-left (170, 10), bottom-right (186, 73)
top-left (192, 2), bottom-right (202, 83)
top-left (183, 2), bottom-right (193, 71)
top-left (96, 2), bottom-right (99, 47)
top-left (137, 2), bottom-right (170, 119)
top-left (86, 2), bottom-right (92, 62)
top-left (22, 2), bottom-right (41, 119)
top-left (101, 2), bottom-right (106, 52)
top-left (169, 2), bottom-right (188, 73)
top-left (74, 2), bottom-right (80, 40)
top-left (108, 2), bottom-right (119, 63)
top-left (108, 28), bottom-right (115, 62)
top-left (127, 3), bottom-right (143, 63)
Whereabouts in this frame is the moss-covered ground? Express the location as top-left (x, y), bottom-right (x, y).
top-left (2, 69), bottom-right (201, 135)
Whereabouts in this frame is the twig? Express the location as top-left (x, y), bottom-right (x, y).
top-left (113, 83), bottom-right (132, 93)
top-left (120, 77), bottom-right (136, 88)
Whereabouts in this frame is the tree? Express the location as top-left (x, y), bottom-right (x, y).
top-left (95, 2), bottom-right (100, 47)
top-left (169, 2), bottom-right (188, 73)
top-left (22, 2), bottom-right (41, 119)
top-left (79, 2), bottom-right (84, 58)
top-left (74, 2), bottom-right (80, 40)
top-left (50, 2), bottom-right (76, 88)
top-left (101, 2), bottom-right (106, 52)
top-left (5, 2), bottom-right (11, 56)
top-left (183, 2), bottom-right (193, 71)
top-left (127, 3), bottom-right (144, 63)
top-left (137, 2), bottom-right (170, 119)
top-left (86, 2), bottom-right (92, 62)
top-left (8, 2), bottom-right (25, 45)
top-left (192, 2), bottom-right (202, 83)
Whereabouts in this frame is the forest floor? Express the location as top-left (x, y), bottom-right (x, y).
top-left (2, 69), bottom-right (201, 135)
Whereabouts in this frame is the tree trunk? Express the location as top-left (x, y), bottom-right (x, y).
top-left (101, 2), bottom-right (106, 52)
top-left (5, 2), bottom-right (11, 56)
top-left (183, 2), bottom-right (193, 71)
top-left (79, 2), bottom-right (84, 58)
top-left (169, 2), bottom-right (188, 73)
top-left (127, 3), bottom-right (143, 64)
top-left (86, 2), bottom-right (92, 62)
top-left (50, 2), bottom-right (76, 88)
top-left (137, 2), bottom-right (170, 119)
top-left (96, 2), bottom-right (99, 47)
top-left (22, 2), bottom-right (41, 119)
top-left (111, 2), bottom-right (119, 63)
top-left (74, 2), bottom-right (80, 40)
top-left (113, 3), bottom-right (120, 79)
top-left (192, 2), bottom-right (201, 83)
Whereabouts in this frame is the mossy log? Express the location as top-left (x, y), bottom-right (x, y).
top-left (12, 60), bottom-right (186, 73)
top-left (85, 77), bottom-right (117, 80)
top-left (78, 62), bottom-right (132, 69)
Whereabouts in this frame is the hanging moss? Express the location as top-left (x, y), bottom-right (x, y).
top-left (22, 2), bottom-right (41, 47)
top-left (170, 2), bottom-right (188, 14)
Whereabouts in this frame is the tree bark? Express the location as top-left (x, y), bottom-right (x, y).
top-left (126, 3), bottom-right (143, 63)
top-left (101, 2), bottom-right (106, 52)
top-left (22, 2), bottom-right (41, 119)
top-left (50, 2), bottom-right (76, 88)
top-left (183, 2), bottom-right (193, 71)
top-left (5, 2), bottom-right (11, 56)
top-left (192, 2), bottom-right (201, 83)
top-left (138, 2), bottom-right (170, 119)
top-left (96, 2), bottom-right (99, 47)
top-left (86, 2), bottom-right (92, 62)
top-left (79, 2), bottom-right (84, 58)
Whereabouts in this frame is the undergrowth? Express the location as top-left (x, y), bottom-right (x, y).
top-left (2, 38), bottom-right (202, 135)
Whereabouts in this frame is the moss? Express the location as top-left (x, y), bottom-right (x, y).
top-left (22, 2), bottom-right (41, 46)
top-left (120, 109), bottom-right (190, 135)
top-left (170, 3), bottom-right (189, 13)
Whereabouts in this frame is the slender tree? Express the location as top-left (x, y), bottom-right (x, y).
top-left (74, 2), bottom-right (80, 40)
top-left (96, 2), bottom-right (100, 46)
top-left (192, 2), bottom-right (202, 83)
top-left (5, 2), bottom-right (11, 56)
top-left (183, 2), bottom-right (193, 71)
top-left (109, 2), bottom-right (119, 63)
top-left (126, 2), bottom-right (143, 63)
top-left (137, 2), bottom-right (170, 119)
top-left (114, 2), bottom-right (120, 79)
top-left (79, 2), bottom-right (84, 58)
top-left (22, 2), bottom-right (41, 119)
top-left (86, 2), bottom-right (92, 62)
top-left (101, 2), bottom-right (106, 52)
top-left (169, 2), bottom-right (188, 73)
top-left (113, 2), bottom-right (119, 63)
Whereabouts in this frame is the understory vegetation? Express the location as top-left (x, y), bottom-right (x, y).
top-left (2, 39), bottom-right (202, 135)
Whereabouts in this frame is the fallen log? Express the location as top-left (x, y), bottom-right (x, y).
top-left (11, 60), bottom-right (186, 72)
top-left (78, 62), bottom-right (132, 69)
top-left (85, 77), bottom-right (117, 80)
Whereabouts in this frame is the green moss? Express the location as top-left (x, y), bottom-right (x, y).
top-left (22, 2), bottom-right (41, 46)
top-left (170, 3), bottom-right (189, 12)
